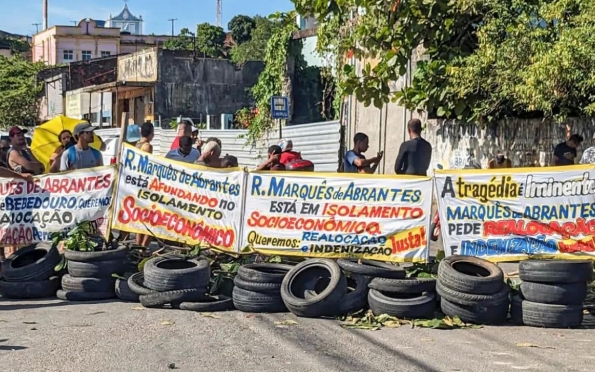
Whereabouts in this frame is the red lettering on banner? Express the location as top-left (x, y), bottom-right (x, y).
top-left (117, 196), bottom-right (234, 249)
top-left (41, 174), bottom-right (112, 194)
top-left (558, 238), bottom-right (595, 253)
top-left (322, 204), bottom-right (423, 219)
top-left (0, 181), bottom-right (24, 196)
top-left (484, 218), bottom-right (595, 239)
top-left (246, 211), bottom-right (381, 234)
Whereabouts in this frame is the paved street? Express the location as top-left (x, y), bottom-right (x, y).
top-left (1, 298), bottom-right (594, 372)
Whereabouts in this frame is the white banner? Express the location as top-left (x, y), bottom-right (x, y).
top-left (241, 172), bottom-right (433, 262)
top-left (111, 144), bottom-right (244, 252)
top-left (435, 165), bottom-right (595, 261)
top-left (0, 166), bottom-right (115, 245)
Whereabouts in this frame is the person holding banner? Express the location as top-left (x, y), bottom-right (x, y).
top-left (59, 123), bottom-right (103, 171)
top-left (195, 141), bottom-right (222, 168)
top-left (7, 127), bottom-right (44, 175)
top-left (134, 122), bottom-right (155, 247)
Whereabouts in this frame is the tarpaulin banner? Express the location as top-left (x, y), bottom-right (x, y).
top-left (0, 165), bottom-right (115, 246)
top-left (241, 172), bottom-right (433, 262)
top-left (434, 165), bottom-right (595, 261)
top-left (111, 144), bottom-right (244, 252)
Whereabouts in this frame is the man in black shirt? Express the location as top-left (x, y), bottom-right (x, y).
top-left (553, 134), bottom-right (583, 166)
top-left (394, 119), bottom-right (432, 176)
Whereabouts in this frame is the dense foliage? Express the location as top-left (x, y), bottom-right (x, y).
top-left (293, 0), bottom-right (595, 123)
top-left (196, 23), bottom-right (227, 58)
top-left (0, 55), bottom-right (45, 127)
top-left (163, 28), bottom-right (195, 51)
top-left (230, 16), bottom-right (281, 64)
top-left (228, 15), bottom-right (256, 45)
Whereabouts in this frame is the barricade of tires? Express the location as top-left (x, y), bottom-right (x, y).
top-left (512, 260), bottom-right (593, 328)
top-left (436, 255), bottom-right (509, 325)
top-left (232, 264), bottom-right (293, 313)
top-left (0, 243), bottom-right (61, 299)
top-left (57, 245), bottom-right (128, 301)
top-left (129, 256), bottom-right (234, 311)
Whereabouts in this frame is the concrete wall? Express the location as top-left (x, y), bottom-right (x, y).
top-left (154, 50), bottom-right (264, 121)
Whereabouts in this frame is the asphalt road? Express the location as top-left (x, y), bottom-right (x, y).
top-left (1, 298), bottom-right (594, 372)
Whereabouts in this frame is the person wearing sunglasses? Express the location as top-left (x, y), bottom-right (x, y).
top-left (49, 130), bottom-right (74, 173)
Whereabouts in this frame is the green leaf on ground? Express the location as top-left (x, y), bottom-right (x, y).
top-left (414, 316), bottom-right (482, 329)
top-left (339, 311), bottom-right (481, 331)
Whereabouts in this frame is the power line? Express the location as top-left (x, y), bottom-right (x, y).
top-left (167, 18), bottom-right (177, 36)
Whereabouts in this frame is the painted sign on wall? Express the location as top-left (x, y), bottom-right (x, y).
top-left (117, 48), bottom-right (158, 82)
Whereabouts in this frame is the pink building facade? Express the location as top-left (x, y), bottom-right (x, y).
top-left (32, 19), bottom-right (171, 65)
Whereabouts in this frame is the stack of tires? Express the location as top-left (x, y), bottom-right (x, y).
top-left (132, 256), bottom-right (233, 311)
top-left (57, 245), bottom-right (128, 301)
top-left (338, 259), bottom-right (437, 318)
top-left (512, 260), bottom-right (593, 328)
top-left (232, 264), bottom-right (293, 313)
top-left (0, 243), bottom-right (61, 299)
top-left (436, 255), bottom-right (509, 325)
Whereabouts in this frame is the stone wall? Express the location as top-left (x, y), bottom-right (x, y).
top-left (426, 117), bottom-right (595, 171)
top-left (154, 50), bottom-right (264, 122)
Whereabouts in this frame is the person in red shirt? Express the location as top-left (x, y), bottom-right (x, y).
top-left (171, 120), bottom-right (192, 150)
top-left (278, 138), bottom-right (302, 165)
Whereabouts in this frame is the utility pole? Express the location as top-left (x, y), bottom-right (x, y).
top-left (167, 18), bottom-right (177, 36)
top-left (71, 21), bottom-right (77, 26)
top-left (32, 23), bottom-right (41, 33)
top-left (216, 0), bottom-right (222, 27)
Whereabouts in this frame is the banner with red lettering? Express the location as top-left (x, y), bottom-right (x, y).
top-left (435, 165), bottom-right (595, 261)
top-left (111, 144), bottom-right (243, 252)
top-left (240, 172), bottom-right (433, 262)
top-left (0, 166), bottom-right (115, 246)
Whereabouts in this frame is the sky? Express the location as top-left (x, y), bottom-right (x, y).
top-left (0, 0), bottom-right (295, 36)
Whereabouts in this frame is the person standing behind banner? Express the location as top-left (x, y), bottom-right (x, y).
top-left (553, 134), bottom-right (583, 166)
top-left (7, 126), bottom-right (44, 175)
top-left (171, 120), bottom-right (192, 151)
top-left (165, 136), bottom-right (201, 163)
top-left (488, 150), bottom-right (512, 169)
top-left (134, 122), bottom-right (154, 247)
top-left (0, 139), bottom-right (11, 168)
top-left (49, 130), bottom-right (74, 173)
top-left (59, 123), bottom-right (103, 171)
top-left (256, 145), bottom-right (285, 171)
top-left (343, 132), bottom-right (382, 174)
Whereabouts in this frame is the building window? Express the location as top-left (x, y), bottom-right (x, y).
top-left (63, 50), bottom-right (73, 61)
top-left (82, 50), bottom-right (92, 60)
top-left (101, 51), bottom-right (111, 57)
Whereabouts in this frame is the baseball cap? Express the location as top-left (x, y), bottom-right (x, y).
top-left (8, 126), bottom-right (28, 137)
top-left (278, 138), bottom-right (293, 152)
top-left (73, 122), bottom-right (95, 136)
top-left (126, 124), bottom-right (141, 142)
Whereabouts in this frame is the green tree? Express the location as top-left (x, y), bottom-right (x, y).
top-left (196, 23), bottom-right (227, 58)
top-left (230, 16), bottom-right (281, 63)
top-left (228, 15), bottom-right (256, 45)
top-left (0, 55), bottom-right (45, 127)
top-left (163, 28), bottom-right (194, 51)
top-left (293, 0), bottom-right (595, 123)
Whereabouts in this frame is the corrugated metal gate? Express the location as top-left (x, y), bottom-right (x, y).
top-left (160, 120), bottom-right (342, 172)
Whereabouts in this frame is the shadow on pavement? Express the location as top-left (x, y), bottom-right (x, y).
top-left (0, 298), bottom-right (120, 311)
top-left (0, 339), bottom-right (27, 351)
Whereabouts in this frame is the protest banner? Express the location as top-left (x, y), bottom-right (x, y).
top-left (241, 172), bottom-right (433, 262)
top-left (435, 165), bottom-right (595, 261)
top-left (111, 144), bottom-right (244, 252)
top-left (0, 166), bottom-right (115, 246)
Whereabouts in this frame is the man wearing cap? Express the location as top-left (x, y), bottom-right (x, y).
top-left (7, 126), bottom-right (44, 175)
top-left (278, 138), bottom-right (302, 166)
top-left (60, 123), bottom-right (103, 171)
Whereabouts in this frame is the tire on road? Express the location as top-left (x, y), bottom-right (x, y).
top-left (368, 289), bottom-right (436, 318)
top-left (56, 289), bottom-right (116, 301)
top-left (179, 295), bottom-right (235, 312)
top-left (232, 287), bottom-right (287, 313)
top-left (305, 273), bottom-right (370, 316)
top-left (61, 274), bottom-right (116, 293)
top-left (115, 278), bottom-right (140, 302)
top-left (440, 296), bottom-right (509, 325)
top-left (438, 255), bottom-right (504, 295)
top-left (64, 245), bottom-right (128, 263)
top-left (436, 280), bottom-right (509, 306)
top-left (2, 243), bottom-right (60, 282)
top-left (127, 272), bottom-right (156, 296)
top-left (520, 281), bottom-right (587, 305)
top-left (337, 259), bottom-right (405, 279)
top-left (281, 259), bottom-right (347, 318)
top-left (67, 259), bottom-right (126, 278)
top-left (237, 264), bottom-right (293, 283)
top-left (369, 277), bottom-right (436, 294)
top-left (519, 260), bottom-right (593, 284)
top-left (510, 295), bottom-right (583, 328)
top-left (0, 277), bottom-right (60, 299)
top-left (143, 257), bottom-right (210, 292)
top-left (139, 288), bottom-right (207, 308)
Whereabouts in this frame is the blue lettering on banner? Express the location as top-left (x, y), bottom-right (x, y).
top-left (460, 235), bottom-right (559, 256)
top-left (447, 203), bottom-right (595, 222)
top-left (301, 232), bottom-right (388, 245)
top-left (4, 196), bottom-right (79, 210)
top-left (250, 175), bottom-right (422, 203)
